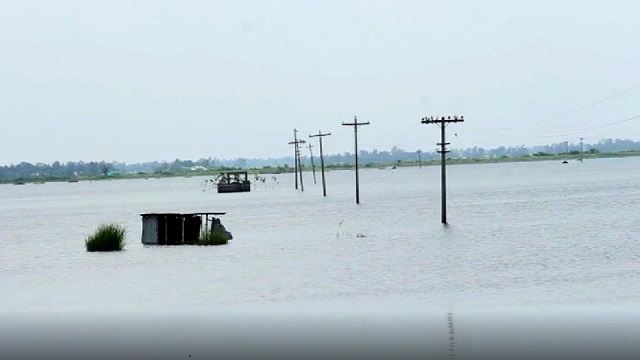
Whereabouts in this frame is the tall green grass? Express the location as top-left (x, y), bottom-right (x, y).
top-left (196, 228), bottom-right (228, 246)
top-left (85, 223), bottom-right (126, 252)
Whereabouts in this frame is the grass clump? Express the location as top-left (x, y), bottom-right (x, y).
top-left (85, 223), bottom-right (126, 252)
top-left (196, 229), bottom-right (229, 246)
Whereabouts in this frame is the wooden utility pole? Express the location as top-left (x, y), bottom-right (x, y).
top-left (288, 129), bottom-right (305, 191)
top-left (309, 130), bottom-right (331, 197)
top-left (417, 149), bottom-right (423, 168)
top-left (342, 116), bottom-right (370, 204)
top-left (293, 129), bottom-right (298, 190)
top-left (297, 139), bottom-right (305, 191)
top-left (579, 137), bottom-right (584, 162)
top-left (308, 143), bottom-right (317, 184)
top-left (421, 115), bottom-right (464, 224)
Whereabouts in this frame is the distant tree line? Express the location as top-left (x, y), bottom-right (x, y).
top-left (1, 138), bottom-right (639, 181)
top-left (0, 160), bottom-right (115, 181)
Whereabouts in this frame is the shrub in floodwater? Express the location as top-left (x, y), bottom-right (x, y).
top-left (196, 228), bottom-right (229, 246)
top-left (85, 223), bottom-right (126, 252)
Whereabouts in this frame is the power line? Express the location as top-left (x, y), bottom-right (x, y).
top-left (471, 81), bottom-right (640, 132)
top-left (528, 114), bottom-right (640, 139)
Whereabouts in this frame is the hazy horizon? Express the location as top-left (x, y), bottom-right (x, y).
top-left (2, 136), bottom-right (638, 169)
top-left (2, 0), bottom-right (639, 165)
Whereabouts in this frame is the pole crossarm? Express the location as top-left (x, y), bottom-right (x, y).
top-left (309, 131), bottom-right (332, 139)
top-left (342, 121), bottom-right (371, 127)
top-left (421, 115), bottom-right (465, 124)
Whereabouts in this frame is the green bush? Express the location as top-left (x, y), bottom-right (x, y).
top-left (85, 223), bottom-right (126, 252)
top-left (196, 229), bottom-right (229, 246)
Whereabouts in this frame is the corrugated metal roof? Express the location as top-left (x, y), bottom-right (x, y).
top-left (140, 212), bottom-right (226, 216)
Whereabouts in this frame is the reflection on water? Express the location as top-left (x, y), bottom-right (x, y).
top-left (447, 311), bottom-right (456, 358)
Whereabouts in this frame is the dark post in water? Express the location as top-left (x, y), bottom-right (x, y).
top-left (342, 117), bottom-right (370, 204)
top-left (309, 130), bottom-right (332, 197)
top-left (288, 129), bottom-right (306, 191)
top-left (289, 129), bottom-right (299, 190)
top-left (421, 115), bottom-right (464, 224)
top-left (308, 143), bottom-right (317, 184)
top-left (297, 139), bottom-right (305, 191)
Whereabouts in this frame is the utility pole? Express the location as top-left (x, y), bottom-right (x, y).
top-left (421, 115), bottom-right (464, 224)
top-left (288, 129), bottom-right (305, 191)
top-left (309, 130), bottom-right (332, 197)
top-left (289, 129), bottom-right (298, 190)
top-left (297, 138), bottom-right (305, 191)
top-left (342, 116), bottom-right (370, 204)
top-left (579, 137), bottom-right (584, 162)
top-left (417, 149), bottom-right (423, 168)
top-left (308, 143), bottom-right (317, 184)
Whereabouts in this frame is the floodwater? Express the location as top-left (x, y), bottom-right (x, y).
top-left (1, 157), bottom-right (640, 358)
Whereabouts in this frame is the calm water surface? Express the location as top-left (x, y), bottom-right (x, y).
top-left (1, 157), bottom-right (639, 312)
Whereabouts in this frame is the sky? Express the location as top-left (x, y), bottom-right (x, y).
top-left (1, 0), bottom-right (638, 165)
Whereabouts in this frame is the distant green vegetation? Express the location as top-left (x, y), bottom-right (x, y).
top-left (3, 140), bottom-right (640, 185)
top-left (85, 223), bottom-right (126, 252)
top-left (4, 149), bottom-right (640, 186)
top-left (196, 229), bottom-right (229, 246)
top-left (372, 149), bottom-right (640, 168)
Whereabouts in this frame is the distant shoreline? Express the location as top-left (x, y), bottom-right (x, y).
top-left (4, 150), bottom-right (640, 185)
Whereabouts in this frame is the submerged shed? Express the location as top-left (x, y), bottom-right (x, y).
top-left (217, 171), bottom-right (251, 193)
top-left (140, 212), bottom-right (232, 245)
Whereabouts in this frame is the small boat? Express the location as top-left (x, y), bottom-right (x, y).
top-left (561, 160), bottom-right (569, 164)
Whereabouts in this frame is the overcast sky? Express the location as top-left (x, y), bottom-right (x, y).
top-left (1, 0), bottom-right (638, 165)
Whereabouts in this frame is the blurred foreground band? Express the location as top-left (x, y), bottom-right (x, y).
top-left (1, 306), bottom-right (639, 360)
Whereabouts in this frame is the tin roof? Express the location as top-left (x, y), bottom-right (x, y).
top-left (140, 212), bottom-right (226, 217)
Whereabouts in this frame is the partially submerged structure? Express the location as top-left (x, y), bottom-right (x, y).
top-left (140, 212), bottom-right (232, 245)
top-left (217, 171), bottom-right (251, 193)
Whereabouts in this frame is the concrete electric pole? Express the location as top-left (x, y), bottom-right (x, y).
top-left (421, 115), bottom-right (464, 224)
top-left (342, 117), bottom-right (370, 204)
